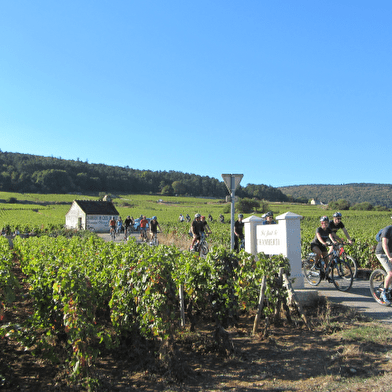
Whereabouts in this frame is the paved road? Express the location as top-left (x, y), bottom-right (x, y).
top-left (304, 278), bottom-right (392, 325)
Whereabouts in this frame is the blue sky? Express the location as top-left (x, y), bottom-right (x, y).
top-left (1, 1), bottom-right (391, 188)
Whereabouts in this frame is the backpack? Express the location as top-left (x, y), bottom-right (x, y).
top-left (376, 228), bottom-right (384, 242)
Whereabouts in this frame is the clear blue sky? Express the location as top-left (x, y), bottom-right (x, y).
top-left (1, 1), bottom-right (391, 188)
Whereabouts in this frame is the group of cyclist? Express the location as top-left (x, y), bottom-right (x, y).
top-left (109, 215), bottom-right (161, 242)
top-left (189, 214), bottom-right (212, 251)
top-left (310, 212), bottom-right (353, 267)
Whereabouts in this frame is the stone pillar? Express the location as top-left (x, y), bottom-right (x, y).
top-left (244, 212), bottom-right (304, 288)
top-left (243, 215), bottom-right (264, 255)
top-left (275, 212), bottom-right (303, 288)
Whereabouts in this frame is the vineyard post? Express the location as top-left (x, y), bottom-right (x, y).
top-left (221, 174), bottom-right (243, 250)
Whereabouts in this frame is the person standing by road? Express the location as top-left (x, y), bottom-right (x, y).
top-left (329, 212), bottom-right (353, 244)
top-left (234, 214), bottom-right (244, 252)
top-left (375, 224), bottom-right (392, 305)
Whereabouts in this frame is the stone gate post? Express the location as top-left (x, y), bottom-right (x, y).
top-left (243, 212), bottom-right (304, 288)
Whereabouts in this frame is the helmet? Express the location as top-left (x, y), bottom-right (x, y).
top-left (195, 213), bottom-right (201, 218)
top-left (238, 214), bottom-right (243, 218)
top-left (266, 211), bottom-right (273, 217)
top-left (320, 216), bottom-right (329, 222)
top-left (152, 216), bottom-right (157, 220)
top-left (201, 215), bottom-right (205, 219)
top-left (333, 212), bottom-right (342, 218)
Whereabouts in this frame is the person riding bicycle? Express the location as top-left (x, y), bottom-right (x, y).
top-left (262, 211), bottom-right (276, 225)
top-left (200, 216), bottom-right (212, 237)
top-left (219, 214), bottom-right (224, 223)
top-left (190, 213), bottom-right (202, 251)
top-left (234, 213), bottom-right (244, 253)
top-left (310, 216), bottom-right (337, 267)
top-left (329, 212), bottom-right (353, 244)
top-left (124, 216), bottom-right (133, 237)
top-left (375, 224), bottom-right (392, 305)
top-left (149, 216), bottom-right (162, 242)
top-left (116, 216), bottom-right (123, 234)
top-left (140, 215), bottom-right (148, 240)
top-left (109, 216), bottom-right (116, 235)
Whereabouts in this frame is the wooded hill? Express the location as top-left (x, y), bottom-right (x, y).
top-left (0, 151), bottom-right (287, 201)
top-left (279, 184), bottom-right (392, 208)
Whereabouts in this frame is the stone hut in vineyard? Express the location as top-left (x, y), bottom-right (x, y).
top-left (65, 200), bottom-right (119, 232)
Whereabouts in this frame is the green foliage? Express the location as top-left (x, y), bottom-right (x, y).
top-left (350, 202), bottom-right (373, 211)
top-left (236, 198), bottom-right (261, 213)
top-left (328, 199), bottom-right (350, 210)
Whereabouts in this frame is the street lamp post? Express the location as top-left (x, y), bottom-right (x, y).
top-left (221, 174), bottom-right (243, 250)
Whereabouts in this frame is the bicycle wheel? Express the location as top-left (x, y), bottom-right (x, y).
top-left (302, 257), bottom-right (321, 286)
top-left (369, 269), bottom-right (389, 306)
top-left (343, 255), bottom-right (358, 279)
top-left (199, 242), bottom-right (209, 258)
top-left (331, 259), bottom-right (353, 292)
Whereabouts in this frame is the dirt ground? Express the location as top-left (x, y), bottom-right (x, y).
top-left (1, 264), bottom-right (392, 391)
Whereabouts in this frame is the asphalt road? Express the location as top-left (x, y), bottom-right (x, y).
top-left (304, 278), bottom-right (392, 325)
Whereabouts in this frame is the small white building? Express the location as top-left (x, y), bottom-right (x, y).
top-left (65, 200), bottom-right (119, 232)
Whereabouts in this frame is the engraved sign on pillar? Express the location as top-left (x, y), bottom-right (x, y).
top-left (256, 225), bottom-right (283, 255)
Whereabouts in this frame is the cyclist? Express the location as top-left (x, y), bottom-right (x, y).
top-left (140, 215), bottom-right (148, 241)
top-left (109, 216), bottom-right (116, 237)
top-left (262, 211), bottom-right (276, 225)
top-left (234, 213), bottom-right (244, 253)
top-left (219, 214), bottom-right (224, 223)
top-left (190, 213), bottom-right (202, 251)
top-left (200, 216), bottom-right (212, 236)
top-left (149, 216), bottom-right (162, 242)
top-left (186, 214), bottom-right (191, 222)
top-left (208, 214), bottom-right (213, 222)
top-left (116, 216), bottom-right (123, 234)
top-left (375, 224), bottom-right (392, 305)
top-left (329, 212), bottom-right (353, 244)
top-left (310, 216), bottom-right (337, 266)
top-left (124, 216), bottom-right (133, 238)
top-left (179, 214), bottom-right (184, 222)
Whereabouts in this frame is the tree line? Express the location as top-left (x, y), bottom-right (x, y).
top-left (0, 151), bottom-right (289, 201)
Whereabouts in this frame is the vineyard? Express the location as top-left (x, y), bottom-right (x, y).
top-left (1, 192), bottom-right (392, 390)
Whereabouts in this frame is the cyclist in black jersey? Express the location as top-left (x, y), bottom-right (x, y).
top-left (329, 212), bottom-right (353, 244)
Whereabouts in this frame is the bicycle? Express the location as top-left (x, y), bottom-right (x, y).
top-left (302, 243), bottom-right (354, 292)
top-left (335, 241), bottom-right (358, 278)
top-left (193, 232), bottom-right (209, 258)
top-left (369, 268), bottom-right (392, 306)
top-left (140, 228), bottom-right (148, 242)
top-left (149, 232), bottom-right (159, 246)
top-left (124, 226), bottom-right (131, 240)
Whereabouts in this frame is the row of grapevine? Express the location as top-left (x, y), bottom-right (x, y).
top-left (6, 235), bottom-right (289, 381)
top-left (0, 236), bottom-right (19, 320)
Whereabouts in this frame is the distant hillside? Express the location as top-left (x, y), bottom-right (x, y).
top-left (278, 183), bottom-right (392, 208)
top-left (0, 151), bottom-right (288, 202)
